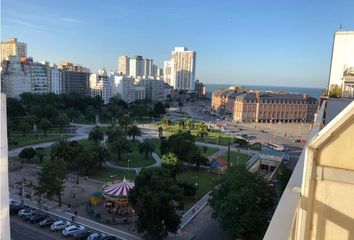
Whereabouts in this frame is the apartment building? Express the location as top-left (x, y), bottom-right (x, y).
top-left (50, 64), bottom-right (62, 94)
top-left (136, 78), bottom-right (165, 102)
top-left (118, 56), bottom-right (130, 75)
top-left (90, 70), bottom-right (112, 104)
top-left (1, 38), bottom-right (27, 61)
top-left (29, 61), bottom-right (51, 94)
top-left (60, 62), bottom-right (90, 95)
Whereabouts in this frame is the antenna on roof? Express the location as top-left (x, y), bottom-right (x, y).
top-left (339, 23), bottom-right (343, 30)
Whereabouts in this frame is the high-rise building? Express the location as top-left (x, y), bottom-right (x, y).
top-left (1, 38), bottom-right (27, 61)
top-left (136, 78), bottom-right (165, 102)
top-left (90, 70), bottom-right (112, 104)
top-left (118, 56), bottom-right (130, 75)
top-left (110, 74), bottom-right (136, 103)
top-left (29, 61), bottom-right (51, 94)
top-left (61, 62), bottom-right (90, 95)
top-left (327, 30), bottom-right (354, 97)
top-left (129, 55), bottom-right (144, 77)
top-left (143, 59), bottom-right (153, 77)
top-left (169, 47), bottom-right (196, 91)
top-left (1, 56), bottom-right (31, 98)
top-left (163, 61), bottom-right (172, 85)
top-left (50, 64), bottom-right (62, 94)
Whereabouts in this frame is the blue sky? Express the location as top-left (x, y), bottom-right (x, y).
top-left (2, 0), bottom-right (353, 88)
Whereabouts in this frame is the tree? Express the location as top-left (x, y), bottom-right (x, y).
top-left (106, 126), bottom-right (124, 143)
top-left (36, 159), bottom-right (67, 207)
top-left (158, 127), bottom-right (164, 139)
top-left (109, 137), bottom-right (128, 162)
top-left (38, 119), bottom-right (52, 135)
top-left (56, 113), bottom-right (69, 131)
top-left (66, 107), bottom-right (77, 122)
top-left (189, 153), bottom-right (209, 170)
top-left (178, 120), bottom-right (185, 129)
top-left (19, 147), bottom-right (36, 162)
top-left (162, 131), bottom-right (197, 163)
top-left (128, 125), bottom-right (141, 142)
top-left (93, 143), bottom-right (107, 169)
top-left (161, 116), bottom-right (171, 125)
top-left (209, 167), bottom-right (276, 240)
top-left (185, 118), bottom-right (193, 130)
top-left (18, 120), bottom-right (32, 136)
top-left (128, 168), bottom-right (183, 239)
top-left (85, 106), bottom-right (96, 122)
top-left (161, 153), bottom-right (180, 182)
top-left (153, 102), bottom-right (166, 116)
top-left (275, 163), bottom-right (292, 194)
top-left (50, 139), bottom-right (74, 162)
top-left (89, 126), bottom-right (104, 144)
top-left (77, 144), bottom-right (98, 175)
top-left (329, 84), bottom-right (342, 98)
top-left (35, 147), bottom-right (45, 163)
top-left (139, 140), bottom-right (155, 159)
top-left (196, 122), bottom-right (209, 139)
top-left (119, 114), bottom-right (131, 140)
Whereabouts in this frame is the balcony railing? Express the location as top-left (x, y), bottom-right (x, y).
top-left (263, 102), bottom-right (326, 240)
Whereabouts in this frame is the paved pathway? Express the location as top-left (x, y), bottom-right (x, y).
top-left (195, 141), bottom-right (258, 156)
top-left (10, 194), bottom-right (142, 240)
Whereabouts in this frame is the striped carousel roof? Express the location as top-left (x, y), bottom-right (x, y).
top-left (103, 177), bottom-right (135, 197)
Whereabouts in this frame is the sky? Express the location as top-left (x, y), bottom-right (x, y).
top-left (2, 0), bottom-right (354, 88)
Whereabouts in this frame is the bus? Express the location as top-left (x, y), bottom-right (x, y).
top-left (263, 141), bottom-right (285, 151)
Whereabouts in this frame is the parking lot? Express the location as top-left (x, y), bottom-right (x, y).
top-left (10, 200), bottom-right (118, 240)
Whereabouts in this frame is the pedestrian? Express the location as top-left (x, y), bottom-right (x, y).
top-left (74, 210), bottom-right (77, 216)
top-left (71, 216), bottom-right (74, 222)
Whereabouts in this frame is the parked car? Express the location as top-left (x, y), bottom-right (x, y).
top-left (87, 232), bottom-right (107, 240)
top-left (62, 225), bottom-right (85, 237)
top-left (50, 220), bottom-right (71, 231)
top-left (39, 217), bottom-right (55, 227)
top-left (18, 208), bottom-right (32, 217)
top-left (29, 213), bottom-right (48, 224)
top-left (23, 211), bottom-right (41, 221)
top-left (72, 229), bottom-right (91, 240)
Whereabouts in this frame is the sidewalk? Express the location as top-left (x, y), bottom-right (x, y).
top-left (10, 194), bottom-right (142, 240)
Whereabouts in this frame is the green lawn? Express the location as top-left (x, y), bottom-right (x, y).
top-left (218, 151), bottom-right (250, 167)
top-left (90, 167), bottom-right (137, 182)
top-left (197, 146), bottom-right (218, 157)
top-left (177, 169), bottom-right (217, 210)
top-left (115, 141), bottom-right (156, 168)
top-left (9, 134), bottom-right (70, 148)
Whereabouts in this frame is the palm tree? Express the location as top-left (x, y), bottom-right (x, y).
top-left (110, 137), bottom-right (128, 162)
top-left (128, 125), bottom-right (141, 142)
top-left (139, 140), bottom-right (155, 159)
top-left (50, 139), bottom-right (73, 162)
top-left (78, 146), bottom-right (97, 175)
top-left (89, 126), bottom-right (104, 144)
top-left (107, 126), bottom-right (124, 143)
top-left (119, 114), bottom-right (131, 140)
top-left (158, 127), bottom-right (163, 139)
top-left (196, 122), bottom-right (209, 139)
top-left (93, 143), bottom-right (107, 168)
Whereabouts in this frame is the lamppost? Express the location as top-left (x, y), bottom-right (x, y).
top-left (132, 209), bottom-right (135, 231)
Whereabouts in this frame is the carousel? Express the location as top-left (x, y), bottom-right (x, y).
top-left (103, 177), bottom-right (135, 216)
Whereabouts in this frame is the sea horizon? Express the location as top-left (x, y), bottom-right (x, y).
top-left (204, 83), bottom-right (325, 100)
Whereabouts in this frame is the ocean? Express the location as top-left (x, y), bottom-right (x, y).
top-left (205, 83), bottom-right (325, 100)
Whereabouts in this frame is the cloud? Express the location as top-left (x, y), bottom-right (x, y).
top-left (56, 17), bottom-right (83, 24)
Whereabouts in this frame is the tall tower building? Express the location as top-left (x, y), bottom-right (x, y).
top-left (170, 47), bottom-right (196, 91)
top-left (328, 30), bottom-right (354, 95)
top-left (164, 61), bottom-right (172, 85)
top-left (129, 55), bottom-right (144, 77)
top-left (1, 38), bottom-right (27, 61)
top-left (143, 59), bottom-right (153, 77)
top-left (118, 56), bottom-right (130, 75)
top-left (60, 62), bottom-right (91, 95)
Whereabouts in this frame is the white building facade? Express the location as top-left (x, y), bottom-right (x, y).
top-left (328, 30), bottom-right (354, 95)
top-left (30, 61), bottom-right (51, 94)
top-left (50, 64), bottom-right (62, 94)
top-left (169, 47), bottom-right (196, 91)
top-left (110, 74), bottom-right (136, 103)
top-left (163, 60), bottom-right (172, 85)
top-left (129, 55), bottom-right (144, 78)
top-left (1, 56), bottom-right (31, 98)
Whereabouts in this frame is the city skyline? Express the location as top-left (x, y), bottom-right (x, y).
top-left (2, 0), bottom-right (354, 88)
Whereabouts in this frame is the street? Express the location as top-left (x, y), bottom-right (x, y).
top-left (10, 216), bottom-right (64, 240)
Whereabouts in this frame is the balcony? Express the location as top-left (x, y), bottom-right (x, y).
top-left (264, 100), bottom-right (354, 239)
